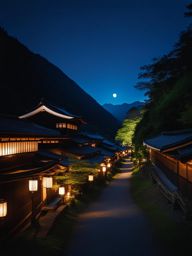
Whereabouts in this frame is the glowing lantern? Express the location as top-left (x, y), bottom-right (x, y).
top-left (88, 175), bottom-right (94, 182)
top-left (65, 191), bottom-right (71, 201)
top-left (29, 179), bottom-right (38, 192)
top-left (66, 191), bottom-right (71, 199)
top-left (43, 177), bottom-right (53, 188)
top-left (102, 166), bottom-right (107, 173)
top-left (0, 200), bottom-right (7, 218)
top-left (107, 163), bottom-right (111, 168)
top-left (59, 186), bottom-right (65, 196)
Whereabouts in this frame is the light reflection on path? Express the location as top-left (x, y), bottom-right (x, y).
top-left (64, 160), bottom-right (167, 256)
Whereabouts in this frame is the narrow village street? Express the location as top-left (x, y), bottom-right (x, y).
top-left (64, 158), bottom-right (166, 256)
top-left (0, 3), bottom-right (191, 255)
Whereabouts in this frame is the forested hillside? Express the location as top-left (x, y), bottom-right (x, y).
top-left (133, 3), bottom-right (192, 150)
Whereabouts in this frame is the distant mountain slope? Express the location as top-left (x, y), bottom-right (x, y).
top-left (103, 101), bottom-right (144, 122)
top-left (0, 28), bottom-right (120, 138)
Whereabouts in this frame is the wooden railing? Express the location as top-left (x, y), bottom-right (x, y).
top-left (150, 163), bottom-right (192, 219)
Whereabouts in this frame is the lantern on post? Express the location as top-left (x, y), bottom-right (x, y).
top-left (102, 166), bottom-right (107, 173)
top-left (59, 186), bottom-right (65, 196)
top-left (0, 199), bottom-right (7, 218)
top-left (107, 163), bottom-right (111, 168)
top-left (58, 186), bottom-right (65, 204)
top-left (43, 176), bottom-right (53, 205)
top-left (88, 174), bottom-right (94, 182)
top-left (43, 177), bottom-right (53, 189)
top-left (29, 179), bottom-right (38, 192)
top-left (28, 178), bottom-right (38, 227)
top-left (100, 162), bottom-right (107, 176)
top-left (101, 166), bottom-right (107, 180)
top-left (66, 191), bottom-right (71, 201)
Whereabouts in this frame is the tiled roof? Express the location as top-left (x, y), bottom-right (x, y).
top-left (81, 132), bottom-right (104, 141)
top-left (69, 134), bottom-right (91, 144)
top-left (0, 116), bottom-right (61, 137)
top-left (0, 153), bottom-right (57, 182)
top-left (87, 155), bottom-right (105, 164)
top-left (19, 100), bottom-right (84, 121)
top-left (38, 151), bottom-right (63, 160)
top-left (66, 146), bottom-right (99, 156)
top-left (38, 150), bottom-right (70, 166)
top-left (144, 130), bottom-right (192, 151)
top-left (97, 147), bottom-right (115, 157)
top-left (166, 144), bottom-right (192, 162)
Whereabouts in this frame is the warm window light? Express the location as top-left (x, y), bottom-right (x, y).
top-left (88, 175), bottom-right (94, 182)
top-left (59, 186), bottom-right (65, 196)
top-left (0, 200), bottom-right (7, 218)
top-left (29, 179), bottom-right (38, 192)
top-left (0, 141), bottom-right (38, 157)
top-left (43, 177), bottom-right (53, 188)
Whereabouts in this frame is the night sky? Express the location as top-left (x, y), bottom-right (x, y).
top-left (0, 0), bottom-right (190, 105)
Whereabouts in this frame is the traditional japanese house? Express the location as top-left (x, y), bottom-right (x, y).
top-left (46, 144), bottom-right (100, 161)
top-left (40, 131), bottom-right (116, 171)
top-left (144, 130), bottom-right (192, 199)
top-left (0, 116), bottom-right (67, 240)
top-left (19, 99), bottom-right (84, 134)
top-left (81, 132), bottom-right (104, 148)
top-left (68, 133), bottom-right (118, 162)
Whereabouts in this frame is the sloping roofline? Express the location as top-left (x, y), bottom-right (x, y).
top-left (144, 130), bottom-right (192, 152)
top-left (19, 103), bottom-right (75, 120)
top-left (0, 115), bottom-right (61, 137)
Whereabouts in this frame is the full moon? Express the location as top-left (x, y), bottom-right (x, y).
top-left (112, 93), bottom-right (117, 98)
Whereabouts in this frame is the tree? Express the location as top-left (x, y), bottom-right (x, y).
top-left (126, 107), bottom-right (141, 119)
top-left (133, 3), bottom-right (192, 151)
top-left (185, 3), bottom-right (192, 17)
top-left (115, 117), bottom-right (141, 146)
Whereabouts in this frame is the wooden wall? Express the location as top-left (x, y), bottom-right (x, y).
top-left (0, 177), bottom-right (42, 240)
top-left (150, 149), bottom-right (192, 199)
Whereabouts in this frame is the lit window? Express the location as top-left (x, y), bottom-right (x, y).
top-left (0, 141), bottom-right (38, 156)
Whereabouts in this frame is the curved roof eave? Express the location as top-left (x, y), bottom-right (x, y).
top-left (19, 105), bottom-right (75, 120)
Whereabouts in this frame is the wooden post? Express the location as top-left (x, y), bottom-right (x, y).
top-left (186, 163), bottom-right (189, 182)
top-left (186, 163), bottom-right (189, 198)
top-left (176, 161), bottom-right (179, 191)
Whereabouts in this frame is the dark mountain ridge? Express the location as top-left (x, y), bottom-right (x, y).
top-left (0, 28), bottom-right (120, 138)
top-left (103, 101), bottom-right (144, 122)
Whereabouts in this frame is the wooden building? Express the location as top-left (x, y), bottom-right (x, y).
top-left (144, 130), bottom-right (192, 199)
top-left (19, 100), bottom-right (84, 133)
top-left (0, 116), bottom-right (67, 240)
top-left (0, 97), bottom-right (125, 241)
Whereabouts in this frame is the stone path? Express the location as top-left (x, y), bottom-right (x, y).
top-left (36, 205), bottom-right (66, 238)
top-left (64, 158), bottom-right (166, 256)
